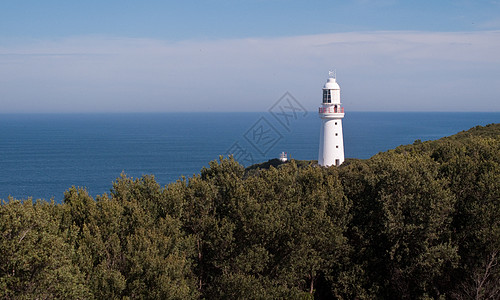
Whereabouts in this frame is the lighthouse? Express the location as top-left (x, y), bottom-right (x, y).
top-left (318, 71), bottom-right (345, 167)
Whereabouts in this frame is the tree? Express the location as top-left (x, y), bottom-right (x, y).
top-left (185, 158), bottom-right (352, 298)
top-left (341, 152), bottom-right (459, 299)
top-left (432, 137), bottom-right (500, 298)
top-left (62, 176), bottom-right (199, 299)
top-left (0, 198), bottom-right (91, 299)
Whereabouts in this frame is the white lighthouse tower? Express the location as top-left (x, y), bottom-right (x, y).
top-left (318, 71), bottom-right (345, 167)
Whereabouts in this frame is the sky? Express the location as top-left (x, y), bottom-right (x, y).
top-left (1, 0), bottom-right (499, 112)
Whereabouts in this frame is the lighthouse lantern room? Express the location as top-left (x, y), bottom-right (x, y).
top-left (318, 71), bottom-right (345, 167)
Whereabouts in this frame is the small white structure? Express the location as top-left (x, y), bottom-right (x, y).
top-left (279, 152), bottom-right (288, 162)
top-left (318, 71), bottom-right (345, 167)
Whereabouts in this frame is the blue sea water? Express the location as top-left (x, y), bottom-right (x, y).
top-left (0, 112), bottom-right (498, 202)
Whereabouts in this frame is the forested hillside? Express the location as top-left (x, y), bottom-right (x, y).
top-left (1, 124), bottom-right (499, 299)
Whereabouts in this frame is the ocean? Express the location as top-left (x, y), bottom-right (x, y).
top-left (1, 112), bottom-right (498, 202)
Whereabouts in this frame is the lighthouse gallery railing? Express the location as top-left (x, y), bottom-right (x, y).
top-left (319, 107), bottom-right (344, 114)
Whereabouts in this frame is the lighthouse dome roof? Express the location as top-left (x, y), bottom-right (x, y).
top-left (323, 77), bottom-right (340, 90)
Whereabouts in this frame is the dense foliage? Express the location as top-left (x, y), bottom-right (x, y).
top-left (1, 124), bottom-right (499, 299)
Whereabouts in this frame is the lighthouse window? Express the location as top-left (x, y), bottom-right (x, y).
top-left (335, 133), bottom-right (338, 136)
top-left (336, 145), bottom-right (339, 148)
top-left (335, 122), bottom-right (337, 125)
top-left (323, 90), bottom-right (331, 103)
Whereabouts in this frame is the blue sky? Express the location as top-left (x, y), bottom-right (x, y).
top-left (1, 0), bottom-right (499, 112)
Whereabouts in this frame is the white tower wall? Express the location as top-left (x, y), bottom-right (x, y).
top-left (319, 118), bottom-right (344, 166)
top-left (318, 75), bottom-right (345, 167)
top-left (331, 90), bottom-right (340, 104)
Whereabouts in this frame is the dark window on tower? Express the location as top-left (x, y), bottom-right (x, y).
top-left (323, 90), bottom-right (331, 103)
